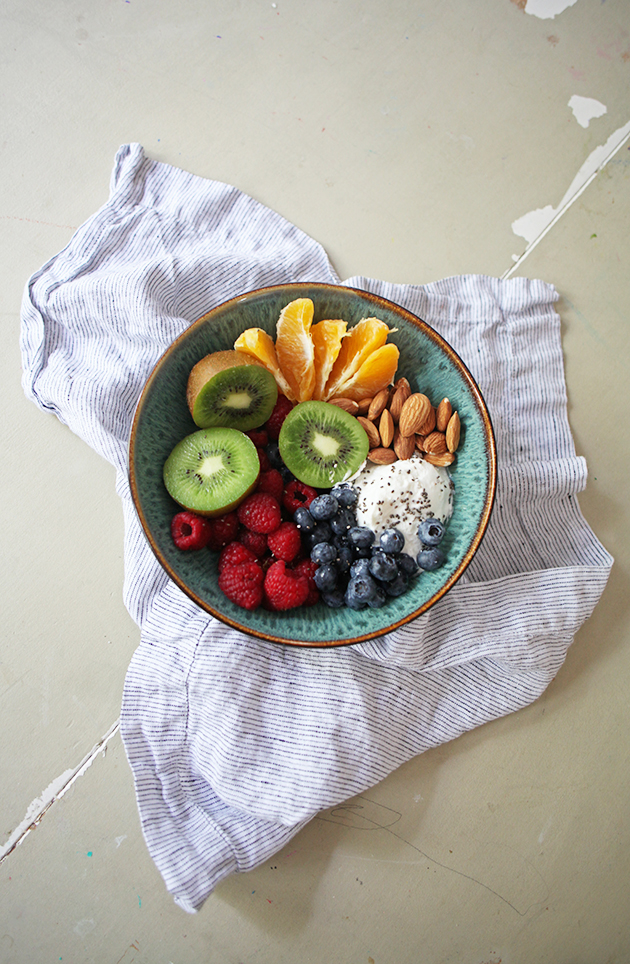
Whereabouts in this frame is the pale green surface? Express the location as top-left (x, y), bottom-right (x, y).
top-left (1, 0), bottom-right (629, 961)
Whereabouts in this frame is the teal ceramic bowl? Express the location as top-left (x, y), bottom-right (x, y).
top-left (129, 283), bottom-right (496, 647)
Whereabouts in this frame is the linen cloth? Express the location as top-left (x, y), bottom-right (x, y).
top-left (20, 143), bottom-right (613, 913)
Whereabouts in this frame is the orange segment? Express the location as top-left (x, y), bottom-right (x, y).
top-left (311, 319), bottom-right (347, 400)
top-left (322, 317), bottom-right (392, 401)
top-left (234, 327), bottom-right (296, 400)
top-left (275, 298), bottom-right (316, 402)
top-left (331, 343), bottom-right (400, 401)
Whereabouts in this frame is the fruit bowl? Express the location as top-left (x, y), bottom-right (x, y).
top-left (129, 282), bottom-right (496, 647)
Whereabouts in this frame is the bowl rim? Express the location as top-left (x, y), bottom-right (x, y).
top-left (129, 281), bottom-right (497, 647)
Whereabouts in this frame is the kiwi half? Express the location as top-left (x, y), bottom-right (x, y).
top-left (187, 350), bottom-right (278, 431)
top-left (278, 401), bottom-right (369, 489)
top-left (163, 427), bottom-right (260, 517)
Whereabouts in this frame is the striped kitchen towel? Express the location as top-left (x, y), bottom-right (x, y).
top-left (20, 144), bottom-right (613, 912)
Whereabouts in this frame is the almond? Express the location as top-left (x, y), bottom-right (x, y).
top-left (436, 397), bottom-right (452, 432)
top-left (367, 387), bottom-right (390, 421)
top-left (379, 408), bottom-right (394, 447)
top-left (357, 397), bottom-right (373, 415)
top-left (394, 376), bottom-right (411, 392)
top-left (416, 405), bottom-right (437, 437)
top-left (398, 393), bottom-right (432, 437)
top-left (446, 411), bottom-right (460, 452)
top-left (357, 416), bottom-right (381, 448)
top-left (424, 450), bottom-right (456, 466)
top-left (329, 396), bottom-right (359, 414)
top-left (367, 446), bottom-right (398, 465)
top-left (394, 429), bottom-right (416, 460)
top-left (388, 381), bottom-right (412, 422)
top-left (423, 430), bottom-right (448, 455)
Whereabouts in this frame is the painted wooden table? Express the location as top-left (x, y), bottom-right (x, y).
top-left (2, 1), bottom-right (629, 961)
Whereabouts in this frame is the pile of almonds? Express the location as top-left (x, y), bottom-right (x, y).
top-left (330, 378), bottom-right (460, 467)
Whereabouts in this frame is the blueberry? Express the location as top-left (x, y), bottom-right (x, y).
top-left (293, 507), bottom-right (316, 532)
top-left (310, 494), bottom-right (339, 521)
top-left (306, 521), bottom-right (333, 549)
top-left (266, 441), bottom-right (284, 470)
top-left (352, 546), bottom-right (372, 559)
top-left (330, 507), bottom-right (357, 536)
top-left (314, 564), bottom-right (338, 592)
top-left (397, 552), bottom-right (419, 577)
top-left (322, 589), bottom-right (345, 609)
top-left (417, 518), bottom-right (446, 547)
top-left (379, 528), bottom-right (405, 554)
top-left (347, 526), bottom-right (375, 550)
top-left (336, 544), bottom-right (354, 575)
top-left (310, 542), bottom-right (337, 565)
top-left (367, 584), bottom-right (388, 608)
top-left (332, 532), bottom-right (349, 549)
top-left (385, 572), bottom-right (409, 597)
top-left (344, 574), bottom-right (378, 609)
top-left (350, 557), bottom-right (371, 579)
top-left (369, 552), bottom-right (399, 583)
top-left (417, 546), bottom-right (446, 571)
top-left (331, 483), bottom-right (358, 507)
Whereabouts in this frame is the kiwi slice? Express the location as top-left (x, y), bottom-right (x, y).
top-left (163, 427), bottom-right (260, 517)
top-left (187, 350), bottom-right (278, 431)
top-left (278, 401), bottom-right (369, 489)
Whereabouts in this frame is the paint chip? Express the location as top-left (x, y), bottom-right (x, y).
top-left (568, 95), bottom-right (607, 128)
top-left (511, 118), bottom-right (630, 244)
top-left (525, 0), bottom-right (579, 18)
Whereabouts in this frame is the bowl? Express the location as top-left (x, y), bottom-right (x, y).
top-left (129, 282), bottom-right (496, 647)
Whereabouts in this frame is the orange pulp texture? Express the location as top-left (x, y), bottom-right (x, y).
top-left (233, 299), bottom-right (399, 404)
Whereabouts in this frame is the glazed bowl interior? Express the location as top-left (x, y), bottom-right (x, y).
top-left (129, 282), bottom-right (496, 647)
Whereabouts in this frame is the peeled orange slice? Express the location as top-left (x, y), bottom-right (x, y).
top-left (322, 317), bottom-right (392, 401)
top-left (275, 298), bottom-right (316, 402)
top-left (311, 319), bottom-right (347, 400)
top-left (331, 343), bottom-right (400, 402)
top-left (234, 327), bottom-right (296, 400)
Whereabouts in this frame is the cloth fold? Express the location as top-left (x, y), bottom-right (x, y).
top-left (20, 144), bottom-right (612, 913)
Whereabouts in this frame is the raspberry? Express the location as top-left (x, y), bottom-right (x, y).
top-left (256, 468), bottom-right (284, 503)
top-left (263, 560), bottom-right (310, 611)
top-left (238, 528), bottom-right (269, 558)
top-left (292, 557), bottom-right (320, 606)
top-left (207, 511), bottom-right (239, 551)
top-left (171, 511), bottom-right (212, 550)
top-left (257, 447), bottom-right (271, 471)
top-left (218, 541), bottom-right (257, 573)
top-left (246, 428), bottom-right (268, 448)
top-left (237, 492), bottom-right (282, 534)
top-left (267, 521), bottom-right (302, 562)
top-left (218, 561), bottom-right (264, 610)
top-left (264, 395), bottom-right (295, 440)
top-left (283, 480), bottom-right (318, 514)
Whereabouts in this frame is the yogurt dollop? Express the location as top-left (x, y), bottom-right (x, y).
top-left (353, 454), bottom-right (454, 558)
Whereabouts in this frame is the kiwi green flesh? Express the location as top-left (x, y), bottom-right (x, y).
top-left (191, 365), bottom-right (277, 431)
top-left (163, 427), bottom-right (260, 517)
top-left (278, 401), bottom-right (369, 489)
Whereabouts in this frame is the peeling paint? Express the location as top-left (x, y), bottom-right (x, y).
top-left (569, 95), bottom-right (607, 128)
top-left (0, 720), bottom-right (120, 863)
top-left (509, 118), bottom-right (630, 248)
top-left (525, 0), bottom-right (579, 19)
top-left (0, 769), bottom-right (75, 859)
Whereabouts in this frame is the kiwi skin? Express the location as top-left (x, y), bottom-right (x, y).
top-left (187, 350), bottom-right (277, 430)
top-left (163, 427), bottom-right (260, 517)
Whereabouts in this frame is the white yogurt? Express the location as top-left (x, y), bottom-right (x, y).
top-left (353, 454), bottom-right (454, 558)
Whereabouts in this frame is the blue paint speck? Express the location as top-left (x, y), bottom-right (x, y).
top-left (87, 851), bottom-right (93, 857)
